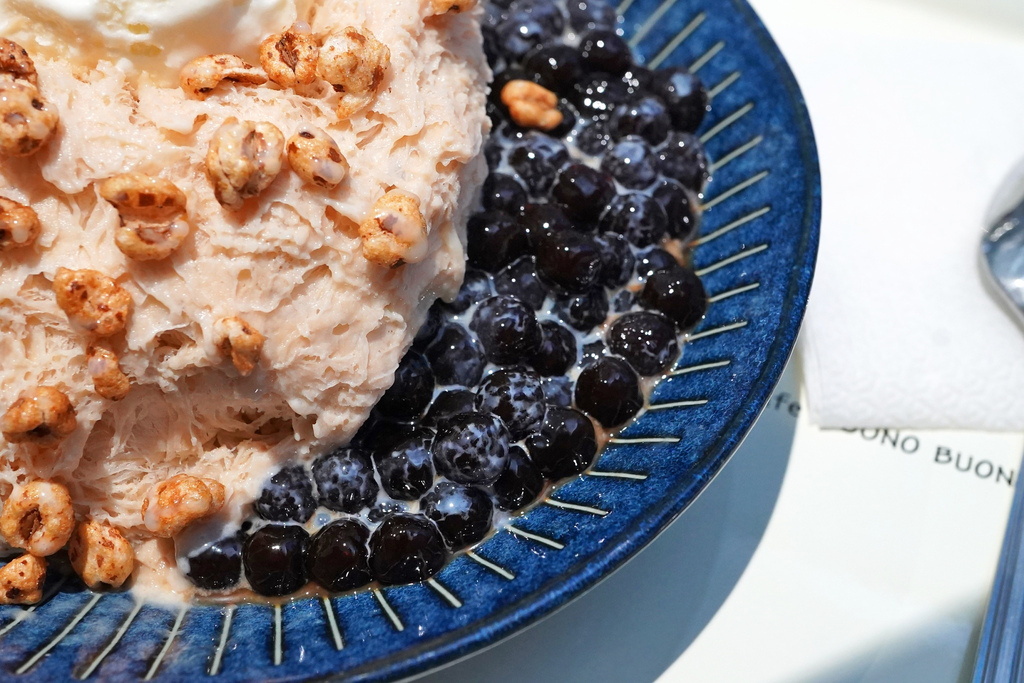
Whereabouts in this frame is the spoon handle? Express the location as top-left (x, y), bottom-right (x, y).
top-left (975, 453), bottom-right (1024, 682)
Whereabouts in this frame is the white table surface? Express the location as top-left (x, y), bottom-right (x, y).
top-left (417, 1), bottom-right (1024, 680)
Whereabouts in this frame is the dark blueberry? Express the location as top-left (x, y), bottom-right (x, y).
top-left (254, 464), bottom-right (316, 524)
top-left (581, 339), bottom-right (606, 364)
top-left (441, 268), bottom-right (494, 314)
top-left (611, 289), bottom-right (635, 312)
top-left (652, 179), bottom-right (698, 239)
top-left (594, 232), bottom-right (635, 287)
top-left (610, 96), bottom-right (671, 145)
top-left (554, 288), bottom-right (609, 332)
top-left (525, 407), bottom-right (598, 478)
top-left (551, 163), bottom-right (616, 224)
top-left (623, 66), bottom-right (656, 93)
top-left (186, 535), bottom-right (242, 591)
top-left (541, 376), bottom-right (573, 407)
top-left (412, 302), bottom-right (443, 351)
top-left (368, 514), bottom-right (448, 585)
top-left (484, 135), bottom-right (504, 171)
top-left (535, 229), bottom-right (601, 293)
top-left (476, 368), bottom-right (546, 440)
top-left (599, 192), bottom-right (668, 247)
top-left (496, 13), bottom-right (552, 61)
top-left (467, 210), bottom-right (530, 273)
top-left (376, 350), bottom-right (434, 420)
top-left (425, 323), bottom-right (488, 387)
top-left (421, 482), bottom-right (494, 550)
top-left (574, 356), bottom-right (643, 427)
top-left (575, 116), bottom-right (613, 156)
top-left (374, 428), bottom-right (435, 501)
top-left (579, 29), bottom-right (632, 75)
top-left (531, 320), bottom-right (577, 376)
top-left (573, 73), bottom-right (631, 118)
top-left (653, 67), bottom-right (709, 133)
top-left (567, 0), bottom-right (617, 32)
top-left (307, 519), bottom-right (371, 592)
top-left (658, 132), bottom-right (709, 192)
top-left (509, 133), bottom-right (569, 194)
top-left (640, 266), bottom-right (708, 329)
top-left (601, 136), bottom-right (658, 189)
top-left (482, 173), bottom-right (527, 216)
top-left (243, 524), bottom-right (310, 597)
top-left (606, 311), bottom-right (679, 375)
top-left (546, 99), bottom-right (578, 139)
top-left (523, 45), bottom-right (583, 96)
top-left (424, 389), bottom-right (478, 429)
top-left (312, 446), bottom-right (379, 513)
top-left (636, 248), bottom-right (679, 280)
top-left (368, 500), bottom-right (408, 523)
top-left (515, 0), bottom-right (567, 34)
top-left (352, 411), bottom-right (419, 456)
top-left (432, 412), bottom-right (510, 485)
top-left (494, 256), bottom-right (549, 310)
top-left (471, 295), bottom-right (542, 365)
top-left (491, 446), bottom-right (545, 511)
top-left (522, 202), bottom-right (575, 251)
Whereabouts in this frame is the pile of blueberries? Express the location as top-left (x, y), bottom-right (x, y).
top-left (183, 0), bottom-right (711, 598)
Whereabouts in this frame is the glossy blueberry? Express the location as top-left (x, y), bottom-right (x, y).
top-left (535, 229), bottom-right (602, 293)
top-left (601, 135), bottom-right (658, 189)
top-left (542, 376), bottom-right (574, 407)
top-left (579, 29), bottom-right (632, 75)
top-left (368, 500), bottom-right (408, 524)
top-left (254, 464), bottom-right (316, 524)
top-left (576, 116), bottom-right (613, 156)
top-left (508, 133), bottom-right (569, 194)
top-left (484, 135), bottom-right (505, 171)
top-left (546, 99), bottom-right (578, 139)
top-left (186, 535), bottom-right (242, 591)
top-left (611, 289), bottom-right (635, 312)
top-left (531, 320), bottom-right (577, 376)
top-left (515, 0), bottom-right (567, 34)
top-left (368, 514), bottom-right (448, 585)
top-left (425, 323), bottom-right (488, 387)
top-left (599, 192), bottom-right (668, 247)
top-left (307, 519), bottom-right (371, 592)
top-left (658, 131), bottom-right (709, 192)
top-left (412, 302), bottom-right (443, 351)
top-left (471, 295), bottom-right (542, 365)
top-left (567, 0), bottom-right (617, 31)
top-left (610, 96), bottom-right (671, 145)
top-left (467, 210), bottom-right (530, 273)
top-left (432, 412), bottom-right (510, 485)
top-left (421, 482), bottom-right (495, 550)
top-left (476, 368), bottom-right (547, 440)
top-left (352, 410), bottom-right (419, 456)
top-left (574, 73), bottom-right (632, 118)
top-left (635, 248), bottom-right (679, 280)
top-left (374, 428), bottom-right (435, 501)
top-left (525, 406), bottom-right (598, 478)
top-left (522, 202), bottom-right (575, 251)
top-left (312, 446), bottom-right (379, 513)
top-left (581, 339), bottom-right (606, 364)
top-left (640, 265), bottom-right (708, 329)
top-left (653, 67), bottom-right (709, 133)
top-left (652, 179), bottom-right (698, 239)
top-left (554, 288), bottom-right (609, 332)
top-left (551, 163), bottom-right (616, 224)
top-left (494, 256), bottom-right (549, 310)
top-left (496, 13), bottom-right (553, 61)
top-left (574, 356), bottom-right (643, 427)
top-left (424, 389), bottom-right (478, 429)
top-left (376, 350), bottom-right (434, 420)
top-left (523, 45), bottom-right (583, 96)
top-left (243, 524), bottom-right (310, 597)
top-left (482, 173), bottom-right (527, 216)
top-left (594, 232), bottom-right (635, 287)
top-left (441, 268), bottom-right (493, 314)
top-left (491, 446), bottom-right (545, 511)
top-left (606, 310), bottom-right (679, 375)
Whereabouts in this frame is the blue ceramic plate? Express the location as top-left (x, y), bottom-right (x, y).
top-left (0, 0), bottom-right (819, 680)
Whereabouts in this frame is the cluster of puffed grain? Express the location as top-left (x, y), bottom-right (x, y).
top-left (0, 0), bottom-right (490, 601)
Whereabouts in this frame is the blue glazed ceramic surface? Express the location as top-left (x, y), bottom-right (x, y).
top-left (0, 0), bottom-right (819, 679)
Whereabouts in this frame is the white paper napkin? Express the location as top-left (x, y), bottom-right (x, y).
top-left (758, 0), bottom-right (1024, 429)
